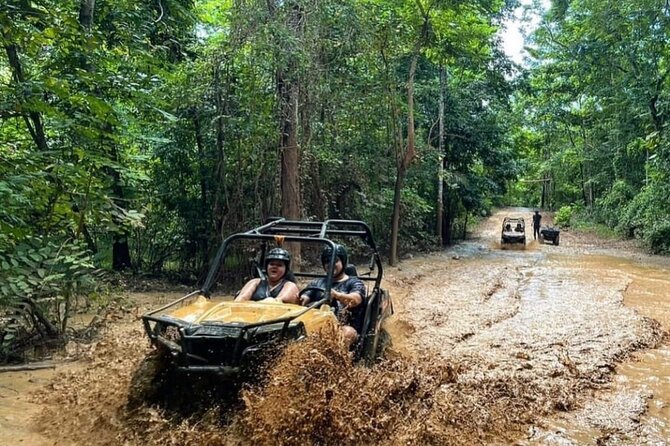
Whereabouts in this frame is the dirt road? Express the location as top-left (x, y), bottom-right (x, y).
top-left (386, 208), bottom-right (670, 445)
top-left (1, 208), bottom-right (669, 445)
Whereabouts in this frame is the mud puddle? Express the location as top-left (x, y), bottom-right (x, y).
top-left (0, 368), bottom-right (56, 446)
top-left (522, 254), bottom-right (670, 445)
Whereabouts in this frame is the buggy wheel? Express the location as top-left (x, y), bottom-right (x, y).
top-left (375, 327), bottom-right (392, 359)
top-left (554, 235), bottom-right (560, 246)
top-left (127, 351), bottom-right (173, 410)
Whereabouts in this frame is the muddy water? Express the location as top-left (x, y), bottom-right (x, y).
top-left (388, 208), bottom-right (669, 444)
top-left (522, 254), bottom-right (670, 445)
top-left (2, 209), bottom-right (670, 445)
top-left (0, 369), bottom-right (54, 446)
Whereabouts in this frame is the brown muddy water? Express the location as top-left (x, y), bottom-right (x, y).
top-left (1, 208), bottom-right (669, 445)
top-left (521, 254), bottom-right (670, 445)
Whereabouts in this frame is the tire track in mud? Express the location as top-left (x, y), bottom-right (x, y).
top-left (519, 254), bottom-right (670, 446)
top-left (386, 222), bottom-right (664, 445)
top-left (452, 263), bottom-right (654, 380)
top-left (387, 251), bottom-right (526, 358)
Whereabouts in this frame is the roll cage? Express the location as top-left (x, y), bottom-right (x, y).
top-left (201, 217), bottom-right (384, 298)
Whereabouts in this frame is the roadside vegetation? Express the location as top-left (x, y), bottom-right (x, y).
top-left (1, 0), bottom-right (669, 360)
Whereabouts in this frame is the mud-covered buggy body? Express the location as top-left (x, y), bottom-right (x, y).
top-left (501, 217), bottom-right (526, 245)
top-left (540, 226), bottom-right (560, 245)
top-left (140, 218), bottom-right (393, 382)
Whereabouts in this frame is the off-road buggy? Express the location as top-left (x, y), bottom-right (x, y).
top-left (500, 217), bottom-right (526, 245)
top-left (134, 218), bottom-right (393, 402)
top-left (540, 226), bottom-right (560, 245)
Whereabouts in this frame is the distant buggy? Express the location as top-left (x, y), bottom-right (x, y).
top-left (501, 217), bottom-right (526, 245)
top-left (540, 227), bottom-right (560, 245)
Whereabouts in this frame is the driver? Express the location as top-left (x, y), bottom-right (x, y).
top-left (235, 247), bottom-right (299, 303)
top-left (300, 244), bottom-right (366, 346)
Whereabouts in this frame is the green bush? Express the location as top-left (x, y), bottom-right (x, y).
top-left (554, 205), bottom-right (573, 227)
top-left (596, 180), bottom-right (636, 228)
top-left (617, 184), bottom-right (670, 239)
top-left (643, 220), bottom-right (670, 254)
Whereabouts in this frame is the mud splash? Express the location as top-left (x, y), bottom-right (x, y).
top-left (27, 324), bottom-right (529, 446)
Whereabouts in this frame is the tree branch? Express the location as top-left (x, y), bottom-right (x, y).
top-left (154, 0), bottom-right (165, 23)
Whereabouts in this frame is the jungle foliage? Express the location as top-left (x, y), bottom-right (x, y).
top-left (514, 0), bottom-right (670, 253)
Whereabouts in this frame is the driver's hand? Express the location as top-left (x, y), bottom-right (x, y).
top-left (262, 297), bottom-right (277, 302)
top-left (300, 295), bottom-right (311, 306)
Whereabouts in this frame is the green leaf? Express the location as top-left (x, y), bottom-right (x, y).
top-left (152, 107), bottom-right (179, 122)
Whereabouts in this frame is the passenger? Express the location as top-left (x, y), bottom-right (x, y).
top-left (300, 244), bottom-right (366, 347)
top-left (515, 223), bottom-right (522, 232)
top-left (235, 248), bottom-right (299, 304)
top-left (505, 224), bottom-right (511, 232)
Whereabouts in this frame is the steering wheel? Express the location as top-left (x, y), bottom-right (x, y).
top-left (299, 286), bottom-right (326, 306)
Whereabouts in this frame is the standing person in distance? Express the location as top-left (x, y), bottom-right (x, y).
top-left (532, 210), bottom-right (542, 241)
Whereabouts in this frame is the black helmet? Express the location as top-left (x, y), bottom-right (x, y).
top-left (265, 247), bottom-right (291, 269)
top-left (321, 243), bottom-right (348, 266)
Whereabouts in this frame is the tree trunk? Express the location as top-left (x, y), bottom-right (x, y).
top-left (390, 164), bottom-right (406, 265)
top-left (381, 48), bottom-right (404, 262)
top-left (278, 2), bottom-right (303, 223)
top-left (389, 11), bottom-right (428, 266)
top-left (212, 64), bottom-right (230, 237)
top-left (193, 109), bottom-right (209, 269)
top-left (443, 192), bottom-right (453, 245)
top-left (3, 40), bottom-right (49, 152)
top-left (112, 238), bottom-right (132, 270)
top-left (389, 48), bottom-right (419, 265)
top-left (78, 0), bottom-right (95, 29)
top-left (24, 297), bottom-right (59, 337)
top-left (462, 213), bottom-right (468, 239)
top-left (272, 0), bottom-right (304, 263)
top-left (108, 136), bottom-right (132, 270)
top-left (279, 79), bottom-right (301, 221)
top-left (436, 66), bottom-right (446, 246)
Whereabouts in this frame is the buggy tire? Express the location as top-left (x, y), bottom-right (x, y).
top-left (127, 351), bottom-right (173, 410)
top-left (375, 327), bottom-right (392, 359)
top-left (554, 235), bottom-right (560, 246)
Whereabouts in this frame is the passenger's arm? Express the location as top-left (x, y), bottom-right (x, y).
top-left (331, 288), bottom-right (362, 308)
top-left (234, 278), bottom-right (261, 302)
top-left (275, 282), bottom-right (299, 304)
top-left (333, 279), bottom-right (366, 308)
